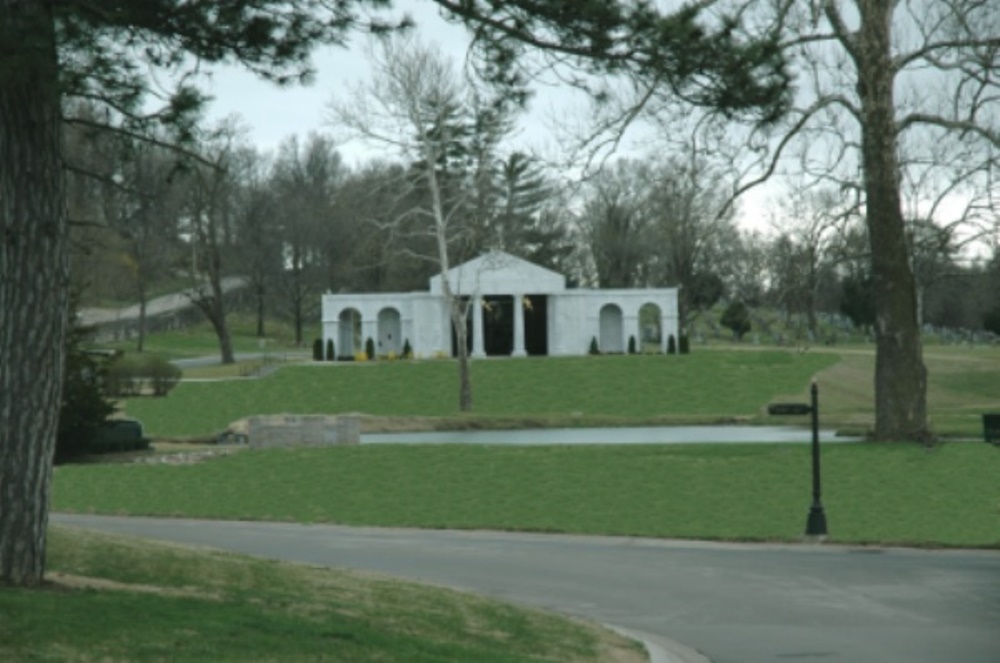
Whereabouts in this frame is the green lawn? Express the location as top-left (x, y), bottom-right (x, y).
top-left (125, 352), bottom-right (839, 438)
top-left (0, 527), bottom-right (642, 662)
top-left (54, 441), bottom-right (1000, 548)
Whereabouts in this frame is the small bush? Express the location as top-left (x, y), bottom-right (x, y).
top-left (147, 355), bottom-right (182, 397)
top-left (354, 351), bottom-right (368, 362)
top-left (365, 337), bottom-right (376, 361)
top-left (679, 334), bottom-right (690, 354)
top-left (628, 335), bottom-right (637, 355)
top-left (104, 354), bottom-right (144, 397)
top-left (589, 337), bottom-right (600, 355)
top-left (667, 334), bottom-right (677, 355)
top-left (721, 300), bottom-right (752, 341)
top-left (312, 338), bottom-right (323, 361)
top-left (402, 339), bottom-right (412, 359)
top-left (326, 339), bottom-right (335, 361)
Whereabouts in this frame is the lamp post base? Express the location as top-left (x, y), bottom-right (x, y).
top-left (805, 504), bottom-right (828, 537)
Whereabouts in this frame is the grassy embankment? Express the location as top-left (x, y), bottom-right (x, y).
top-left (103, 317), bottom-right (1000, 439)
top-left (126, 351), bottom-right (841, 439)
top-left (0, 527), bottom-right (642, 662)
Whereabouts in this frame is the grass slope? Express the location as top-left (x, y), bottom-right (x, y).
top-left (125, 352), bottom-right (839, 438)
top-left (54, 442), bottom-right (1000, 547)
top-left (0, 528), bottom-right (642, 662)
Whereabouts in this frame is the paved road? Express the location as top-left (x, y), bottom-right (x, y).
top-left (53, 515), bottom-right (1000, 663)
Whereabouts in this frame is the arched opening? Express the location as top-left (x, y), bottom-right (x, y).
top-left (599, 304), bottom-right (624, 354)
top-left (338, 308), bottom-right (362, 359)
top-left (377, 307), bottom-right (402, 356)
top-left (639, 303), bottom-right (662, 353)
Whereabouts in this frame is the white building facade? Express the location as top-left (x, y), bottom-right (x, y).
top-left (321, 251), bottom-right (679, 358)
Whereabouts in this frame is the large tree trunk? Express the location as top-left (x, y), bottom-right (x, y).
top-left (0, 3), bottom-right (67, 586)
top-left (857, 0), bottom-right (930, 442)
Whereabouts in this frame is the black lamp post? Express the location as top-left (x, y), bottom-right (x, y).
top-left (768, 380), bottom-right (828, 538)
top-left (804, 381), bottom-right (827, 537)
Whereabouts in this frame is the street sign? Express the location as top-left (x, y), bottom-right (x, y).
top-left (767, 402), bottom-right (812, 416)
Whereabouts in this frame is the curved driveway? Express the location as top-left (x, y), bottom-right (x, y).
top-left (53, 514), bottom-right (999, 663)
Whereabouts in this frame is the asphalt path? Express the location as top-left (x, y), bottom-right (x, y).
top-left (53, 514), bottom-right (1000, 663)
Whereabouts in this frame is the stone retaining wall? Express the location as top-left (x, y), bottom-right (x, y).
top-left (246, 414), bottom-right (360, 448)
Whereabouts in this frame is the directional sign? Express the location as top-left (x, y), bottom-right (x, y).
top-left (767, 402), bottom-right (813, 416)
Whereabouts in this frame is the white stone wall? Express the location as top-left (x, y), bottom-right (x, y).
top-left (321, 253), bottom-right (678, 359)
top-left (548, 289), bottom-right (679, 356)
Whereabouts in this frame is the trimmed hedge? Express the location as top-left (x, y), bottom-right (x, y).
top-left (105, 354), bottom-right (182, 398)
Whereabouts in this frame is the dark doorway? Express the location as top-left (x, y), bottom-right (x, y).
top-left (523, 294), bottom-right (548, 356)
top-left (483, 295), bottom-right (513, 356)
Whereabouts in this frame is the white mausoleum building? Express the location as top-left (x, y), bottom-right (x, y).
top-left (321, 251), bottom-right (679, 358)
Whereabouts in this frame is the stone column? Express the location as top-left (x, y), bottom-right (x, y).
top-left (512, 293), bottom-right (527, 357)
top-left (362, 318), bottom-right (378, 358)
top-left (472, 294), bottom-right (486, 357)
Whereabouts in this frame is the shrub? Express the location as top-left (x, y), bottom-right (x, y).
top-left (146, 355), bottom-right (182, 397)
top-left (589, 337), bottom-right (600, 355)
top-left (104, 354), bottom-right (144, 397)
top-left (679, 334), bottom-right (690, 354)
top-left (667, 334), bottom-right (677, 355)
top-left (402, 339), bottom-right (412, 359)
top-left (312, 338), bottom-right (323, 361)
top-left (628, 335), bottom-right (637, 354)
top-left (326, 339), bottom-right (335, 361)
top-left (720, 300), bottom-right (752, 341)
top-left (56, 315), bottom-right (116, 462)
top-left (354, 350), bottom-right (368, 362)
top-left (365, 337), bottom-right (376, 361)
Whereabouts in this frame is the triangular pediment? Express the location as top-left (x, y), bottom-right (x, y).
top-left (429, 250), bottom-right (566, 295)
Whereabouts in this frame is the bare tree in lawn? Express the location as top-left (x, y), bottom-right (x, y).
top-left (181, 128), bottom-right (252, 365)
top-left (328, 35), bottom-right (515, 411)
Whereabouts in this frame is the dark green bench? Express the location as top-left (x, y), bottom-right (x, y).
top-left (984, 414), bottom-right (1000, 445)
top-left (93, 419), bottom-right (151, 453)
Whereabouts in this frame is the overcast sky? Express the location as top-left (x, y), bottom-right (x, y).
top-left (201, 3), bottom-right (566, 160)
top-left (195, 4), bottom-right (803, 234)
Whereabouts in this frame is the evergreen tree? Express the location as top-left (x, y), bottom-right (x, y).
top-left (55, 311), bottom-right (116, 463)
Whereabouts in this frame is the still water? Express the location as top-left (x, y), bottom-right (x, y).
top-left (363, 426), bottom-right (859, 445)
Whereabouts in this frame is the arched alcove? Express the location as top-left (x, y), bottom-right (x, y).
top-left (338, 308), bottom-right (362, 358)
top-left (599, 303), bottom-right (624, 353)
top-left (639, 302), bottom-right (662, 353)
top-left (377, 307), bottom-right (402, 356)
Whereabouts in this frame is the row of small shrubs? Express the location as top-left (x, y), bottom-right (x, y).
top-left (313, 338), bottom-right (414, 362)
top-left (104, 354), bottom-right (182, 397)
top-left (589, 334), bottom-right (690, 355)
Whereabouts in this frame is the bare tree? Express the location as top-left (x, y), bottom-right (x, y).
top-left (328, 35), bottom-right (509, 411)
top-left (643, 155), bottom-right (738, 327)
top-left (618, 0), bottom-right (1000, 441)
top-left (103, 141), bottom-right (186, 352)
top-left (768, 186), bottom-right (847, 334)
top-left (232, 150), bottom-right (281, 338)
top-left (181, 129), bottom-right (252, 365)
top-left (578, 159), bottom-right (653, 288)
top-left (271, 134), bottom-right (343, 346)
